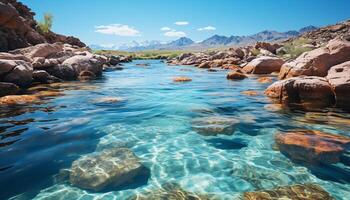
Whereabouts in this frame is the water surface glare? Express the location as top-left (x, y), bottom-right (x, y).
top-left (1, 60), bottom-right (350, 199)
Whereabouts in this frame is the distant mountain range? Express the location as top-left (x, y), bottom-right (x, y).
top-left (90, 25), bottom-right (318, 51)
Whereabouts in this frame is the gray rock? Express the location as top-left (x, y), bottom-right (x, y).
top-left (0, 82), bottom-right (19, 97)
top-left (3, 60), bottom-right (33, 87)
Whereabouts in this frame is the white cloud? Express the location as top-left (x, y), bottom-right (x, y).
top-left (164, 30), bottom-right (187, 37)
top-left (174, 21), bottom-right (189, 26)
top-left (95, 24), bottom-right (141, 36)
top-left (197, 26), bottom-right (216, 31)
top-left (160, 27), bottom-right (172, 31)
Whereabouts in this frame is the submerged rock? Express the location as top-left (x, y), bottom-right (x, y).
top-left (243, 184), bottom-right (334, 200)
top-left (275, 130), bottom-right (350, 164)
top-left (241, 90), bottom-right (259, 96)
top-left (243, 56), bottom-right (284, 74)
top-left (257, 77), bottom-right (273, 83)
top-left (130, 183), bottom-right (212, 200)
top-left (93, 97), bottom-right (124, 104)
top-left (0, 94), bottom-right (39, 105)
top-left (173, 77), bottom-right (192, 82)
top-left (69, 148), bottom-right (148, 191)
top-left (191, 116), bottom-right (239, 136)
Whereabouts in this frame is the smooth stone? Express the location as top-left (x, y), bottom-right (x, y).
top-left (243, 56), bottom-right (284, 74)
top-left (69, 148), bottom-right (147, 192)
top-left (191, 116), bottom-right (239, 136)
top-left (241, 90), bottom-right (259, 96)
top-left (173, 77), bottom-right (192, 82)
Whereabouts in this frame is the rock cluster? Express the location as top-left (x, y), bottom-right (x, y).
top-left (301, 19), bottom-right (350, 45)
top-left (0, 42), bottom-right (110, 97)
top-left (0, 0), bottom-right (85, 52)
top-left (266, 38), bottom-right (350, 110)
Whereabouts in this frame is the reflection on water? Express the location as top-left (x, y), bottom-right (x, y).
top-left (0, 60), bottom-right (349, 200)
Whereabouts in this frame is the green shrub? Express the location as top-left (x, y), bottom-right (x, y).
top-left (37, 13), bottom-right (53, 33)
top-left (251, 48), bottom-right (260, 56)
top-left (279, 37), bottom-right (314, 59)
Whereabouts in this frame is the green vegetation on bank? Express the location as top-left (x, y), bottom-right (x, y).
top-left (279, 37), bottom-right (314, 59)
top-left (37, 13), bottom-right (53, 33)
top-left (94, 50), bottom-right (187, 60)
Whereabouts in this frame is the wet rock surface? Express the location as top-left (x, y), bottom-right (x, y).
top-left (243, 184), bottom-right (334, 200)
top-left (265, 76), bottom-right (335, 107)
top-left (69, 148), bottom-right (148, 191)
top-left (191, 116), bottom-right (239, 136)
top-left (173, 77), bottom-right (192, 82)
top-left (275, 130), bottom-right (350, 164)
top-left (129, 183), bottom-right (212, 200)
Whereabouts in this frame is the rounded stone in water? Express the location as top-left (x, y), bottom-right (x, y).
top-left (69, 148), bottom-right (147, 191)
top-left (191, 116), bottom-right (239, 136)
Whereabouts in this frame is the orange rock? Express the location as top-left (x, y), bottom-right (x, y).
top-left (257, 77), bottom-right (272, 83)
top-left (173, 77), bottom-right (192, 82)
top-left (226, 70), bottom-right (247, 80)
top-left (275, 130), bottom-right (350, 164)
top-left (241, 90), bottom-right (259, 96)
top-left (0, 95), bottom-right (39, 105)
top-left (35, 91), bottom-right (64, 98)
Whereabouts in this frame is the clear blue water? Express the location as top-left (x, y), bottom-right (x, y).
top-left (1, 60), bottom-right (350, 199)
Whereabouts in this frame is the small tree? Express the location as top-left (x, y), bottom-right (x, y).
top-left (37, 13), bottom-right (53, 33)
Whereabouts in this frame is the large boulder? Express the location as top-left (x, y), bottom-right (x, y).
top-left (265, 76), bottom-right (335, 107)
top-left (48, 54), bottom-right (105, 80)
top-left (275, 130), bottom-right (350, 164)
top-left (255, 42), bottom-right (282, 54)
top-left (326, 61), bottom-right (350, 110)
top-left (243, 56), bottom-right (284, 74)
top-left (0, 52), bottom-right (31, 62)
top-left (10, 42), bottom-right (64, 59)
top-left (279, 38), bottom-right (350, 79)
top-left (1, 59), bottom-right (33, 87)
top-left (69, 148), bottom-right (147, 191)
top-left (244, 184), bottom-right (334, 200)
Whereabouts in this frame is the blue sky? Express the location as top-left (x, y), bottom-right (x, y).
top-left (21, 0), bottom-right (350, 46)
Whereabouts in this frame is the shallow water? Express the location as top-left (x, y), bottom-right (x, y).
top-left (1, 60), bottom-right (350, 199)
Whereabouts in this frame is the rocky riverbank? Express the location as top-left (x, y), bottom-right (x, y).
top-left (0, 0), bottom-right (132, 100)
top-left (167, 20), bottom-right (350, 111)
